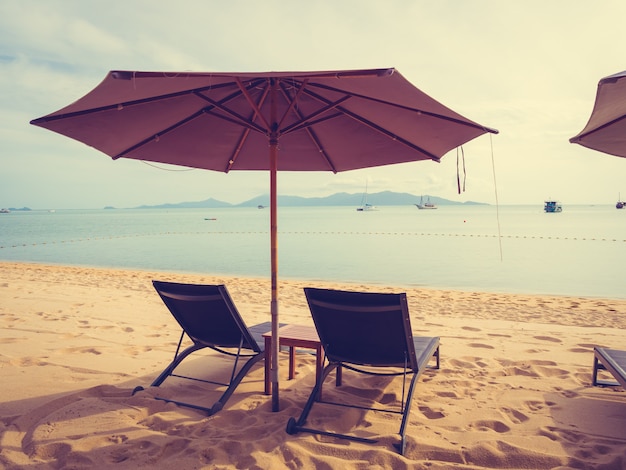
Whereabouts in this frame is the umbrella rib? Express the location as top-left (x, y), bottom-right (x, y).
top-left (236, 78), bottom-right (271, 131)
top-left (195, 90), bottom-right (268, 135)
top-left (298, 87), bottom-right (442, 161)
top-left (276, 81), bottom-right (338, 173)
top-left (30, 81), bottom-right (241, 124)
top-left (113, 110), bottom-right (205, 159)
top-left (113, 85), bottom-right (268, 160)
top-left (336, 104), bottom-right (441, 161)
top-left (306, 81), bottom-right (498, 134)
top-left (570, 114), bottom-right (626, 142)
top-left (276, 78), bottom-right (309, 131)
top-left (225, 81), bottom-right (273, 172)
top-left (279, 97), bottom-right (351, 135)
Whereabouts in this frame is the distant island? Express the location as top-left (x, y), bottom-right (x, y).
top-left (130, 191), bottom-right (487, 210)
top-left (1, 207), bottom-right (31, 212)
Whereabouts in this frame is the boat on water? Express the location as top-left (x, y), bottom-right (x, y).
top-left (0, 208), bottom-right (10, 213)
top-left (356, 182), bottom-right (377, 211)
top-left (415, 196), bottom-right (437, 210)
top-left (544, 200), bottom-right (562, 213)
top-left (616, 193), bottom-right (625, 209)
top-left (356, 203), bottom-right (377, 212)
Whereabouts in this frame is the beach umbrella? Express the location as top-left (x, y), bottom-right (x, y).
top-left (30, 68), bottom-right (498, 411)
top-left (570, 70), bottom-right (626, 158)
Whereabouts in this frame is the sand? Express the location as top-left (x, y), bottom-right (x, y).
top-left (0, 261), bottom-right (625, 469)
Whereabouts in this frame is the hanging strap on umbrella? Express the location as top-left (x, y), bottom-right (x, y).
top-left (456, 146), bottom-right (466, 194)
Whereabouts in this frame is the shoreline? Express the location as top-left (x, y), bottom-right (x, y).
top-left (1, 261), bottom-right (625, 468)
top-left (3, 260), bottom-right (626, 328)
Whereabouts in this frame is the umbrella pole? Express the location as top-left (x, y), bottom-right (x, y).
top-left (270, 80), bottom-right (280, 412)
top-left (270, 147), bottom-right (279, 411)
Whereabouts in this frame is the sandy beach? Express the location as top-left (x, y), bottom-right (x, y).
top-left (0, 261), bottom-right (625, 469)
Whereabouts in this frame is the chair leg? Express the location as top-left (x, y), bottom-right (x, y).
top-left (209, 352), bottom-right (265, 415)
top-left (150, 343), bottom-right (205, 387)
top-left (287, 363), bottom-right (338, 429)
top-left (139, 346), bottom-right (263, 416)
top-left (394, 372), bottom-right (419, 456)
top-left (286, 362), bottom-right (378, 444)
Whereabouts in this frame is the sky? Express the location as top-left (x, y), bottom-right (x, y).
top-left (1, 0), bottom-right (625, 210)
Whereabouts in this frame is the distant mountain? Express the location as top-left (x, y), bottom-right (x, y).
top-left (133, 192), bottom-right (487, 209)
top-left (135, 198), bottom-right (232, 209)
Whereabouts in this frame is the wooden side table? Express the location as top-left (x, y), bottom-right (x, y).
top-left (262, 324), bottom-right (325, 395)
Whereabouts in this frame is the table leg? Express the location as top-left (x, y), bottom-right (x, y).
top-left (288, 346), bottom-right (295, 380)
top-left (264, 336), bottom-right (271, 395)
top-left (314, 345), bottom-right (324, 400)
top-left (315, 346), bottom-right (324, 384)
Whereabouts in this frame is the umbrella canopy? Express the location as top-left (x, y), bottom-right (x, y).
top-left (570, 70), bottom-right (626, 158)
top-left (31, 68), bottom-right (498, 411)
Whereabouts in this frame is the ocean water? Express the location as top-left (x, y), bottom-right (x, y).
top-left (1, 204), bottom-right (625, 299)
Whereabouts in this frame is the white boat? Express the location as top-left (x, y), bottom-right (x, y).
top-left (544, 200), bottom-right (562, 213)
top-left (0, 208), bottom-right (10, 213)
top-left (415, 196), bottom-right (437, 210)
top-left (356, 203), bottom-right (377, 212)
top-left (356, 182), bottom-right (377, 211)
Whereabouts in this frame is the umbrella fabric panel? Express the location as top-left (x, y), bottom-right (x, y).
top-left (570, 70), bottom-right (626, 158)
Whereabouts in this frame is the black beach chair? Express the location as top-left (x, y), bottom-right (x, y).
top-left (132, 280), bottom-right (267, 415)
top-left (592, 347), bottom-right (626, 388)
top-left (286, 287), bottom-right (440, 455)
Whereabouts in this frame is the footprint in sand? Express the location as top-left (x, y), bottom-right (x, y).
top-left (59, 347), bottom-right (102, 355)
top-left (418, 405), bottom-right (445, 419)
top-left (467, 343), bottom-right (495, 349)
top-left (449, 358), bottom-right (479, 369)
top-left (499, 406), bottom-right (530, 424)
top-left (470, 419), bottom-right (511, 433)
top-left (0, 337), bottom-right (23, 344)
top-left (524, 400), bottom-right (547, 412)
top-left (124, 346), bottom-right (152, 356)
top-left (525, 348), bottom-right (549, 354)
top-left (527, 359), bottom-right (557, 366)
top-left (462, 326), bottom-right (481, 332)
top-left (10, 357), bottom-right (49, 367)
top-left (533, 335), bottom-right (562, 343)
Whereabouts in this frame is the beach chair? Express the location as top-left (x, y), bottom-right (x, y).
top-left (286, 287), bottom-right (440, 455)
top-left (132, 280), bottom-right (267, 415)
top-left (592, 347), bottom-right (626, 389)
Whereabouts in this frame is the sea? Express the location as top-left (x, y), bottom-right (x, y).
top-left (1, 204), bottom-right (625, 299)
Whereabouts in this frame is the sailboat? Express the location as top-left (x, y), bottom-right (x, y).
top-left (616, 193), bottom-right (625, 209)
top-left (415, 195), bottom-right (437, 210)
top-left (356, 182), bottom-right (377, 211)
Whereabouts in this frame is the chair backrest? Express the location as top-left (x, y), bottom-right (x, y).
top-left (303, 287), bottom-right (418, 370)
top-left (153, 280), bottom-right (262, 353)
